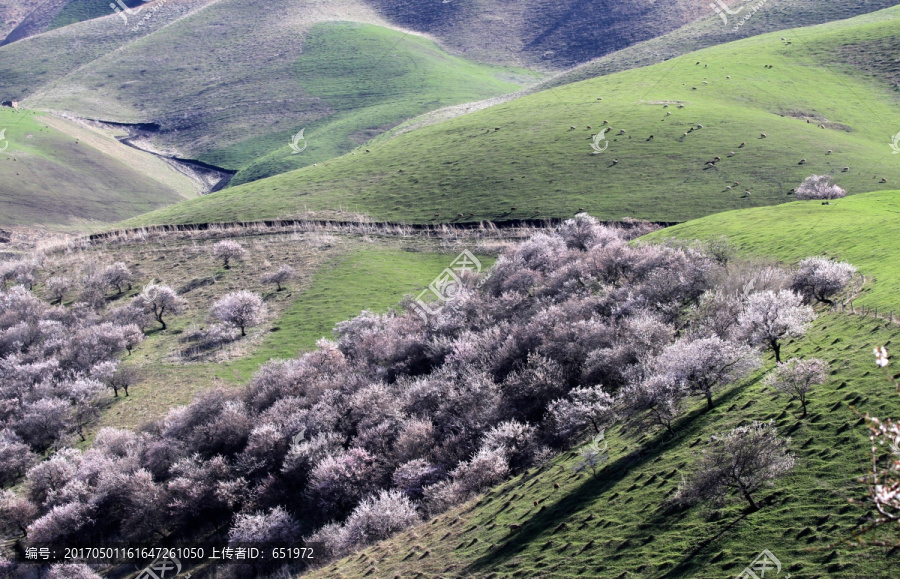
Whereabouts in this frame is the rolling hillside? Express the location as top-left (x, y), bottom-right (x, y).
top-left (0, 107), bottom-right (198, 227)
top-left (539, 0), bottom-right (900, 91)
top-left (1, 0), bottom-right (537, 186)
top-left (305, 182), bottom-right (900, 579)
top-left (308, 314), bottom-right (900, 578)
top-left (644, 189), bottom-right (900, 314)
top-left (126, 8), bottom-right (900, 227)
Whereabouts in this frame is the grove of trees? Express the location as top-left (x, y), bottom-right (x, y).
top-left (0, 215), bottom-right (859, 573)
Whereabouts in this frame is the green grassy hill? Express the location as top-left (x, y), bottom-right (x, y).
top-left (305, 193), bottom-right (900, 579)
top-left (126, 8), bottom-right (900, 228)
top-left (0, 107), bottom-right (197, 227)
top-left (2, 1), bottom-right (537, 186)
top-left (308, 314), bottom-right (900, 578)
top-left (538, 0), bottom-right (900, 91)
top-left (211, 21), bottom-right (537, 186)
top-left (644, 189), bottom-right (900, 315)
top-left (33, 228), bottom-right (496, 433)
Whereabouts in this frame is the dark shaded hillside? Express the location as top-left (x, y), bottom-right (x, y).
top-left (367, 0), bottom-right (706, 68)
top-left (541, 0), bottom-right (900, 89)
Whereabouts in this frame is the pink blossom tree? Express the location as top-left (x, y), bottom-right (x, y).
top-left (738, 290), bottom-right (815, 363)
top-left (656, 336), bottom-right (761, 409)
top-left (791, 257), bottom-right (856, 305)
top-left (133, 284), bottom-right (185, 331)
top-left (212, 291), bottom-right (266, 336)
top-left (674, 421), bottom-right (794, 511)
top-left (261, 265), bottom-right (294, 291)
top-left (764, 358), bottom-right (829, 417)
top-left (212, 240), bottom-right (246, 269)
top-left (795, 174), bottom-right (846, 200)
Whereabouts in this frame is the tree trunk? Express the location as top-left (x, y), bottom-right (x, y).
top-left (241, 325), bottom-right (246, 337)
top-left (742, 489), bottom-right (759, 511)
top-left (159, 318), bottom-right (167, 330)
top-left (772, 341), bottom-right (782, 363)
top-left (706, 391), bottom-right (714, 410)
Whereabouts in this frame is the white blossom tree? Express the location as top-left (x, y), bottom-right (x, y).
top-left (101, 262), bottom-right (134, 295)
top-left (656, 336), bottom-right (761, 410)
top-left (795, 174), bottom-right (846, 200)
top-left (261, 265), bottom-right (294, 291)
top-left (675, 421), bottom-right (794, 511)
top-left (738, 290), bottom-right (815, 363)
top-left (764, 358), bottom-right (828, 417)
top-left (862, 347), bottom-right (900, 542)
top-left (621, 374), bottom-right (687, 436)
top-left (791, 257), bottom-right (856, 305)
top-left (212, 291), bottom-right (266, 336)
top-left (133, 284), bottom-right (185, 331)
top-left (546, 385), bottom-right (616, 442)
top-left (212, 240), bottom-right (246, 269)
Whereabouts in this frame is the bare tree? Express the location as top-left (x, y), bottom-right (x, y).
top-left (212, 240), bottom-right (246, 269)
top-left (656, 336), bottom-right (761, 410)
top-left (675, 421), bottom-right (794, 511)
top-left (738, 290), bottom-right (815, 363)
top-left (791, 257), bottom-right (856, 305)
top-left (764, 358), bottom-right (828, 417)
top-left (261, 265), bottom-right (294, 291)
top-left (133, 284), bottom-right (186, 331)
top-left (212, 291), bottom-right (266, 337)
top-left (795, 174), bottom-right (846, 200)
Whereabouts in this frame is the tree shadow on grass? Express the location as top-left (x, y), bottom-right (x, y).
top-left (462, 380), bottom-right (758, 575)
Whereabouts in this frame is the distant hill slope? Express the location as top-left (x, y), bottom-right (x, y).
top-left (125, 8), bottom-right (900, 228)
top-left (538, 0), bottom-right (900, 90)
top-left (644, 189), bottom-right (900, 314)
top-left (0, 0), bottom-right (55, 43)
top-left (1, 1), bottom-right (536, 186)
top-left (0, 107), bottom-right (197, 227)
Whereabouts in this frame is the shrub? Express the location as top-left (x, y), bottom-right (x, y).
top-left (229, 506), bottom-right (299, 544)
top-left (341, 489), bottom-right (420, 547)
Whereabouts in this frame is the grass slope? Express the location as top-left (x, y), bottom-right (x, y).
top-left (643, 190), bottom-right (900, 314)
top-left (0, 107), bottom-right (196, 227)
top-left (4, 1), bottom-right (535, 188)
top-left (539, 0), bottom-right (900, 91)
top-left (40, 231), bottom-right (493, 432)
top-left (126, 8), bottom-right (900, 228)
top-left (211, 22), bottom-right (536, 185)
top-left (310, 313), bottom-right (900, 578)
